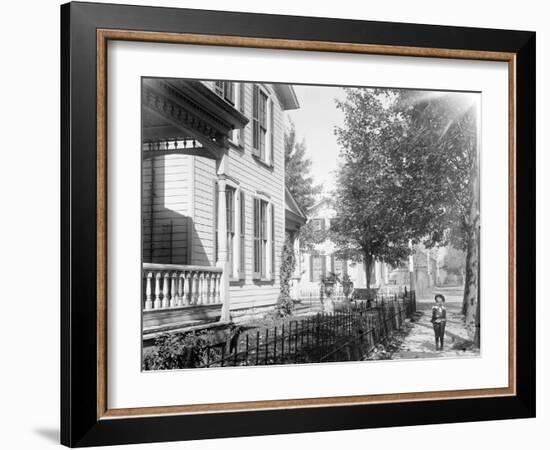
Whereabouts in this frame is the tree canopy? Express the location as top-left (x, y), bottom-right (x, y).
top-left (331, 87), bottom-right (479, 303)
top-left (284, 119), bottom-right (321, 213)
top-left (331, 88), bottom-right (412, 287)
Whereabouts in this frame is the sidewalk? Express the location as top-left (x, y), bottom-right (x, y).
top-left (392, 292), bottom-right (479, 360)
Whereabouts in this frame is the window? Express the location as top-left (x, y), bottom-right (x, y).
top-left (252, 84), bottom-right (272, 164)
top-left (226, 187), bottom-right (236, 276)
top-left (334, 258), bottom-right (348, 277)
top-left (230, 83), bottom-right (246, 147)
top-left (239, 191), bottom-right (246, 278)
top-left (310, 254), bottom-right (326, 282)
top-left (253, 197), bottom-right (268, 279)
top-left (214, 81), bottom-right (234, 105)
top-left (310, 218), bottom-right (325, 232)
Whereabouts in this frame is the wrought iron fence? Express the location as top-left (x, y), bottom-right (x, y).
top-left (198, 293), bottom-right (415, 368)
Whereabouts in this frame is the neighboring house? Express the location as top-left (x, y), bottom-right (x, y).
top-left (294, 198), bottom-right (395, 299)
top-left (141, 79), bottom-right (300, 339)
top-left (386, 243), bottom-right (460, 298)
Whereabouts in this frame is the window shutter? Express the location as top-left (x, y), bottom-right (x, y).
top-left (224, 82), bottom-right (234, 105)
top-left (240, 191), bottom-right (245, 278)
top-left (271, 203), bottom-right (275, 280)
top-left (238, 83), bottom-right (246, 147)
top-left (321, 256), bottom-right (326, 279)
top-left (269, 99), bottom-right (274, 166)
top-left (239, 83), bottom-right (245, 113)
top-left (309, 255), bottom-right (313, 282)
top-left (252, 85), bottom-right (260, 156)
top-left (330, 255), bottom-right (335, 275)
top-left (253, 197), bottom-right (259, 279)
top-left (214, 81), bottom-right (223, 97)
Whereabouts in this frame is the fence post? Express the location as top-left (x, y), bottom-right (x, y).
top-left (265, 329), bottom-right (269, 365)
top-left (281, 324), bottom-right (285, 362)
top-left (255, 331), bottom-right (260, 365)
top-left (245, 334), bottom-right (249, 365)
top-left (273, 326), bottom-right (277, 365)
top-left (316, 314), bottom-right (321, 362)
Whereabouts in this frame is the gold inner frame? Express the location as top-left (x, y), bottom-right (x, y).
top-left (96, 29), bottom-right (517, 420)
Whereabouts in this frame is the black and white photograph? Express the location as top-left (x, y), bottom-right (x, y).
top-left (141, 78), bottom-right (481, 370)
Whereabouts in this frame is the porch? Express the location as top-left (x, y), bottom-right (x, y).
top-left (142, 263), bottom-right (224, 341)
top-left (141, 78), bottom-right (248, 338)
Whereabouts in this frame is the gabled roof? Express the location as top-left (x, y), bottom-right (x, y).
top-left (272, 84), bottom-right (300, 111)
top-left (285, 187), bottom-right (307, 231)
top-left (285, 187), bottom-right (307, 219)
top-left (307, 197), bottom-right (333, 214)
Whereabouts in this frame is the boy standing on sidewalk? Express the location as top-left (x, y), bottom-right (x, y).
top-left (431, 294), bottom-right (447, 350)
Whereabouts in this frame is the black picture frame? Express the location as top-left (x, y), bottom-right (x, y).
top-left (61, 1), bottom-right (535, 447)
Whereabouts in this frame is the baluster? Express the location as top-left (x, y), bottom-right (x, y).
top-left (211, 273), bottom-right (217, 304)
top-left (154, 272), bottom-right (162, 309)
top-left (144, 272), bottom-right (153, 310)
top-left (216, 273), bottom-right (221, 303)
top-left (170, 272), bottom-right (177, 307)
top-left (184, 272), bottom-right (191, 305)
top-left (177, 273), bottom-right (184, 307)
top-left (192, 272), bottom-right (199, 304)
top-left (199, 272), bottom-right (206, 305)
top-left (162, 272), bottom-right (170, 308)
top-left (205, 273), bottom-right (212, 304)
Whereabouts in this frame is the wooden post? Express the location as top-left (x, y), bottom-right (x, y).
top-left (408, 240), bottom-right (416, 294)
top-left (217, 177), bottom-right (231, 321)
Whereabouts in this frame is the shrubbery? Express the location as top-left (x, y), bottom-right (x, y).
top-left (143, 330), bottom-right (220, 370)
top-left (276, 233), bottom-right (296, 317)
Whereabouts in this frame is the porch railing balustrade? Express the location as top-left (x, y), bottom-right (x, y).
top-left (143, 263), bottom-right (223, 310)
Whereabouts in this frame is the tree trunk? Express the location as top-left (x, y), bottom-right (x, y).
top-left (464, 137), bottom-right (480, 346)
top-left (463, 227), bottom-right (478, 336)
top-left (462, 242), bottom-right (472, 315)
top-left (364, 252), bottom-right (373, 289)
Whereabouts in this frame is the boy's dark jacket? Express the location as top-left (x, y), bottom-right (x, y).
top-left (431, 305), bottom-right (446, 323)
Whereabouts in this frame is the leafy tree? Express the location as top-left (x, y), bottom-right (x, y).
top-left (332, 88), bottom-right (480, 348)
top-left (332, 88), bottom-right (413, 288)
top-left (395, 91), bottom-right (479, 344)
top-left (284, 119), bottom-right (321, 212)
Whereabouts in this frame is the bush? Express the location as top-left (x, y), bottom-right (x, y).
top-left (143, 330), bottom-right (219, 370)
top-left (276, 234), bottom-right (296, 317)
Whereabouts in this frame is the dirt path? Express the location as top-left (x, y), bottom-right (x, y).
top-left (392, 296), bottom-right (479, 360)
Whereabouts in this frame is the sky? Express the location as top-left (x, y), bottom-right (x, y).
top-left (286, 85), bottom-right (347, 193)
top-left (286, 86), bottom-right (480, 196)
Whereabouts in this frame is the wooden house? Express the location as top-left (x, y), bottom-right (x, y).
top-left (141, 79), bottom-right (304, 340)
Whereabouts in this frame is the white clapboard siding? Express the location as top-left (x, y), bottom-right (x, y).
top-left (142, 154), bottom-right (192, 265)
top-left (142, 82), bottom-right (288, 313)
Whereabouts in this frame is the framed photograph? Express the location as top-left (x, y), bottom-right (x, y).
top-left (61, 1), bottom-right (535, 447)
